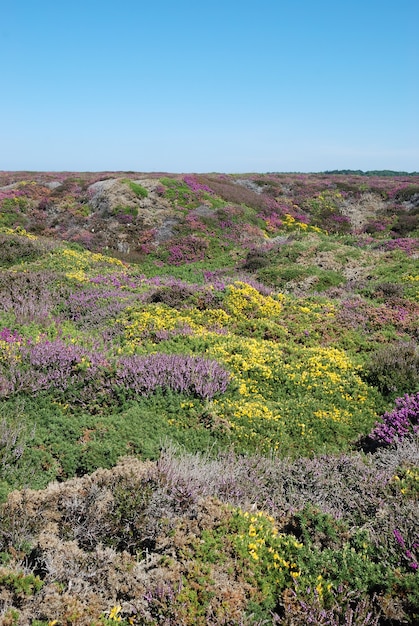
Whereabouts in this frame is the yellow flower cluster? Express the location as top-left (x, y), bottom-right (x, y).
top-left (208, 335), bottom-right (280, 381)
top-left (224, 282), bottom-right (284, 320)
top-left (226, 399), bottom-right (281, 422)
top-left (393, 467), bottom-right (419, 496)
top-left (207, 335), bottom-right (284, 441)
top-left (282, 214), bottom-right (323, 233)
top-left (53, 248), bottom-right (124, 281)
top-left (402, 274), bottom-right (419, 299)
top-left (284, 346), bottom-right (364, 398)
top-left (236, 509), bottom-right (302, 578)
top-left (0, 339), bottom-right (22, 365)
top-left (0, 226), bottom-right (37, 240)
top-left (122, 305), bottom-right (231, 347)
top-left (315, 574), bottom-right (333, 596)
top-left (313, 407), bottom-right (352, 424)
top-left (61, 248), bottom-right (124, 266)
top-left (65, 270), bottom-right (88, 282)
top-left (284, 297), bottom-right (336, 320)
top-left (108, 605), bottom-right (122, 621)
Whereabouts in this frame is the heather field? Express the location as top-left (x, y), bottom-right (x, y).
top-left (0, 171), bottom-right (418, 624)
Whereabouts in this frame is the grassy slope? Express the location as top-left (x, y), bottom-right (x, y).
top-left (0, 172), bottom-right (418, 624)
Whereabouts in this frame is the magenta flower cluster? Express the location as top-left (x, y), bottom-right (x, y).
top-left (369, 392), bottom-right (419, 445)
top-left (167, 235), bottom-right (208, 265)
top-left (183, 175), bottom-right (213, 195)
top-left (381, 238), bottom-right (419, 255)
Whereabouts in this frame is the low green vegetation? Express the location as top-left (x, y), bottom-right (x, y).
top-left (122, 178), bottom-right (149, 199)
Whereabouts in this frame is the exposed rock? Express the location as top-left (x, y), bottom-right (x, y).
top-left (154, 218), bottom-right (180, 243)
top-left (339, 192), bottom-right (386, 231)
top-left (88, 178), bottom-right (172, 224)
top-left (190, 204), bottom-right (216, 218)
top-left (234, 178), bottom-right (264, 194)
top-left (43, 181), bottom-right (62, 190)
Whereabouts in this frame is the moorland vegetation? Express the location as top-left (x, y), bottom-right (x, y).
top-left (0, 170), bottom-right (418, 624)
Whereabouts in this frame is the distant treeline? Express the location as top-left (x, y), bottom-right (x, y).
top-left (322, 169), bottom-right (419, 177)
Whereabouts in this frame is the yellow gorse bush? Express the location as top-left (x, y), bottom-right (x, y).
top-left (283, 346), bottom-right (368, 401)
top-left (42, 248), bottom-right (125, 281)
top-left (0, 340), bottom-right (22, 365)
top-left (282, 214), bottom-right (323, 233)
top-left (224, 281), bottom-right (284, 319)
top-left (235, 509), bottom-right (303, 581)
top-left (122, 304), bottom-right (231, 344)
top-left (0, 226), bottom-right (38, 239)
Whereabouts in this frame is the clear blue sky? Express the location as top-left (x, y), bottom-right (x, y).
top-left (1, 0), bottom-right (418, 173)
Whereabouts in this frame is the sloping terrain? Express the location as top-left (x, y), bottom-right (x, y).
top-left (0, 171), bottom-right (418, 624)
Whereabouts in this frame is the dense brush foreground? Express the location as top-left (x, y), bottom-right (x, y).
top-left (0, 171), bottom-right (418, 624)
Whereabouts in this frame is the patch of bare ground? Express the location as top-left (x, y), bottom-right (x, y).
top-left (338, 192), bottom-right (386, 231)
top-left (88, 179), bottom-right (171, 223)
top-left (85, 178), bottom-right (175, 256)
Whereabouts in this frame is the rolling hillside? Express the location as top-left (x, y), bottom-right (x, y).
top-left (0, 171), bottom-right (418, 625)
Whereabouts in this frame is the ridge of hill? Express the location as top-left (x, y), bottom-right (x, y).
top-left (1, 172), bottom-right (419, 264)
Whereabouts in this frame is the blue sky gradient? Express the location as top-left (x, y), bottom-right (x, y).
top-left (1, 0), bottom-right (418, 172)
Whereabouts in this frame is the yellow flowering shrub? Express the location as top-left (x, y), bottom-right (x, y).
top-left (283, 346), bottom-right (366, 399)
top-left (232, 509), bottom-right (303, 591)
top-left (282, 214), bottom-right (323, 233)
top-left (0, 339), bottom-right (22, 365)
top-left (208, 335), bottom-right (279, 381)
top-left (121, 305), bottom-right (231, 348)
top-left (36, 247), bottom-right (125, 279)
top-left (224, 281), bottom-right (284, 319)
top-left (116, 280), bottom-right (379, 453)
top-left (0, 226), bottom-right (38, 240)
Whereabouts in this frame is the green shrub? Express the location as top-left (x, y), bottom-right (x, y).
top-left (147, 284), bottom-right (197, 308)
top-left (363, 340), bottom-right (419, 398)
top-left (112, 204), bottom-right (139, 218)
top-left (243, 250), bottom-right (271, 271)
top-left (123, 179), bottom-right (148, 199)
top-left (374, 282), bottom-right (405, 300)
top-left (392, 212), bottom-right (419, 236)
top-left (0, 235), bottom-right (41, 266)
top-left (258, 265), bottom-right (311, 286)
top-left (0, 570), bottom-right (43, 597)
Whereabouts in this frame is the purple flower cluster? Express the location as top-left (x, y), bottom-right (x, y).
top-left (203, 271), bottom-right (226, 291)
top-left (381, 238), bottom-right (419, 255)
top-left (90, 273), bottom-right (138, 288)
top-left (0, 188), bottom-right (26, 202)
top-left (167, 236), bottom-right (208, 265)
top-left (394, 529), bottom-right (418, 571)
top-left (369, 392), bottom-right (419, 445)
top-left (115, 353), bottom-right (230, 400)
top-left (0, 339), bottom-right (109, 398)
top-left (24, 339), bottom-right (106, 393)
top-left (1, 338), bottom-right (230, 402)
top-left (183, 175), bottom-right (213, 195)
top-left (66, 288), bottom-right (135, 325)
top-left (0, 328), bottom-right (22, 343)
